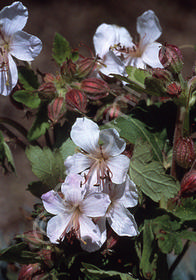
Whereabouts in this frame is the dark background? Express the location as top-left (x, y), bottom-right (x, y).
top-left (0, 1), bottom-right (196, 277)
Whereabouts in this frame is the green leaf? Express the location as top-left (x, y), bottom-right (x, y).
top-left (171, 198), bottom-right (196, 221)
top-left (130, 141), bottom-right (180, 202)
top-left (81, 263), bottom-right (137, 280)
top-left (0, 242), bottom-right (40, 264)
top-left (107, 115), bottom-right (163, 163)
top-left (52, 33), bottom-right (71, 65)
top-left (126, 66), bottom-right (151, 88)
top-left (140, 220), bottom-right (158, 280)
top-left (0, 131), bottom-right (15, 173)
top-left (27, 103), bottom-right (50, 141)
top-left (59, 138), bottom-right (77, 160)
top-left (144, 76), bottom-right (167, 97)
top-left (18, 66), bottom-right (39, 90)
top-left (26, 146), bottom-right (65, 186)
top-left (12, 90), bottom-right (41, 109)
top-left (27, 181), bottom-right (52, 198)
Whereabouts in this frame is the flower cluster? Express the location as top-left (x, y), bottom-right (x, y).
top-left (42, 117), bottom-right (138, 252)
top-left (93, 10), bottom-right (163, 77)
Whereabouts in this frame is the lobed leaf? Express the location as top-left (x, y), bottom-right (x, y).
top-left (13, 90), bottom-right (41, 109)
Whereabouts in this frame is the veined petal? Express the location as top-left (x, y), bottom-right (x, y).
top-left (0, 2), bottom-right (28, 36)
top-left (142, 42), bottom-right (163, 68)
top-left (100, 128), bottom-right (126, 157)
top-left (64, 153), bottom-right (91, 175)
top-left (105, 181), bottom-right (126, 201)
top-left (82, 192), bottom-right (110, 217)
top-left (100, 50), bottom-right (125, 76)
top-left (10, 31), bottom-right (42, 61)
top-left (71, 117), bottom-right (100, 153)
top-left (107, 154), bottom-right (130, 184)
top-left (41, 190), bottom-right (65, 215)
top-left (46, 213), bottom-right (70, 244)
top-left (119, 176), bottom-right (138, 208)
top-left (62, 173), bottom-right (84, 195)
top-left (93, 23), bottom-right (132, 59)
top-left (0, 54), bottom-right (18, 96)
top-left (137, 10), bottom-right (162, 46)
top-left (107, 203), bottom-right (138, 237)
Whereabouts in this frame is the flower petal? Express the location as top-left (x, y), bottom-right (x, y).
top-left (137, 10), bottom-right (162, 46)
top-left (107, 203), bottom-right (138, 237)
top-left (107, 154), bottom-right (130, 184)
top-left (127, 56), bottom-right (146, 69)
top-left (10, 31), bottom-right (42, 61)
top-left (100, 50), bottom-right (125, 76)
top-left (46, 213), bottom-right (70, 243)
top-left (100, 128), bottom-right (126, 157)
top-left (0, 2), bottom-right (28, 36)
top-left (79, 215), bottom-right (102, 252)
top-left (119, 176), bottom-right (138, 208)
top-left (62, 173), bottom-right (84, 194)
top-left (64, 153), bottom-right (91, 175)
top-left (142, 42), bottom-right (163, 68)
top-left (41, 190), bottom-right (65, 215)
top-left (93, 23), bottom-right (132, 58)
top-left (0, 54), bottom-right (18, 96)
top-left (82, 192), bottom-right (110, 217)
top-left (71, 117), bottom-right (100, 153)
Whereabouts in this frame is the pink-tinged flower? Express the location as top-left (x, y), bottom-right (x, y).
top-left (93, 10), bottom-right (163, 77)
top-left (41, 174), bottom-right (111, 252)
top-left (64, 117), bottom-right (130, 187)
top-left (0, 2), bottom-right (42, 96)
top-left (104, 176), bottom-right (139, 237)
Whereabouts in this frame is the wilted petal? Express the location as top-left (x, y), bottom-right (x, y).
top-left (142, 42), bottom-right (163, 68)
top-left (64, 153), bottom-right (91, 174)
top-left (100, 128), bottom-right (126, 157)
top-left (71, 117), bottom-right (100, 153)
top-left (93, 23), bottom-right (132, 59)
top-left (82, 192), bottom-right (110, 217)
top-left (41, 190), bottom-right (65, 215)
top-left (107, 203), bottom-right (138, 237)
top-left (10, 31), bottom-right (42, 61)
top-left (107, 154), bottom-right (130, 184)
top-left (0, 2), bottom-right (28, 36)
top-left (46, 214), bottom-right (70, 243)
top-left (137, 10), bottom-right (162, 46)
top-left (119, 176), bottom-right (138, 208)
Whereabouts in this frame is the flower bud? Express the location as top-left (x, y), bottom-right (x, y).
top-left (159, 44), bottom-right (183, 73)
top-left (43, 73), bottom-right (55, 83)
top-left (174, 137), bottom-right (196, 169)
top-left (48, 97), bottom-right (65, 123)
top-left (166, 82), bottom-right (181, 97)
top-left (18, 263), bottom-right (44, 280)
top-left (152, 68), bottom-right (173, 82)
top-left (65, 89), bottom-right (87, 113)
top-left (103, 104), bottom-right (120, 121)
top-left (81, 77), bottom-right (109, 100)
top-left (180, 169), bottom-right (196, 198)
top-left (38, 82), bottom-right (57, 101)
top-left (77, 57), bottom-right (96, 78)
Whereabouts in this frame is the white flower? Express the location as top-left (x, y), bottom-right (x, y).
top-left (104, 176), bottom-right (138, 237)
top-left (64, 117), bottom-right (130, 187)
top-left (93, 10), bottom-right (163, 77)
top-left (41, 173), bottom-right (111, 252)
top-left (0, 1), bottom-right (42, 96)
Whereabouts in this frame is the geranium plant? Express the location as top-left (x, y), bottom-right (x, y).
top-left (0, 2), bottom-right (196, 280)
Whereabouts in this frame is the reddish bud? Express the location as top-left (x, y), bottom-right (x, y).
top-left (66, 89), bottom-right (87, 113)
top-left (159, 44), bottom-right (183, 73)
top-left (179, 170), bottom-right (196, 198)
top-left (77, 57), bottom-right (97, 78)
top-left (18, 263), bottom-right (44, 280)
top-left (43, 73), bottom-right (55, 83)
top-left (103, 104), bottom-right (121, 122)
top-left (152, 68), bottom-right (173, 81)
top-left (48, 97), bottom-right (65, 123)
top-left (166, 82), bottom-right (181, 97)
top-left (81, 77), bottom-right (109, 100)
top-left (174, 137), bottom-right (196, 169)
